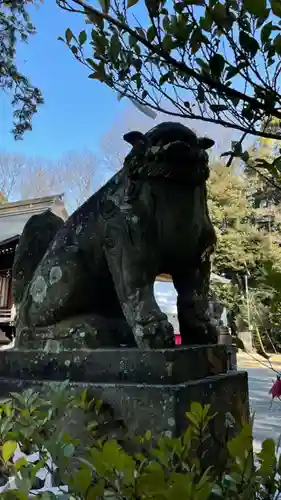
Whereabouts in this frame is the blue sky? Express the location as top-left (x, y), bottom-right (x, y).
top-left (0, 1), bottom-right (128, 160)
top-left (0, 1), bottom-right (242, 163)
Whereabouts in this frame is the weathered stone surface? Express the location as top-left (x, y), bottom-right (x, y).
top-left (0, 345), bottom-right (228, 384)
top-left (14, 122), bottom-right (217, 349)
top-left (12, 211), bottom-right (64, 309)
top-left (0, 371), bottom-right (249, 439)
top-left (15, 314), bottom-right (136, 350)
top-left (0, 330), bottom-right (11, 346)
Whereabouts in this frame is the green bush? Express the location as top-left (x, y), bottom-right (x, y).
top-left (0, 384), bottom-right (279, 499)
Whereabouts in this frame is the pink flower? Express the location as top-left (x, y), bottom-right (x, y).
top-left (269, 376), bottom-right (281, 402)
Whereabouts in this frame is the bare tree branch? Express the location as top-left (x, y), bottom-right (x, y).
top-left (0, 152), bottom-right (26, 199)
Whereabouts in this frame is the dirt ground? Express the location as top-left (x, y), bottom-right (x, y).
top-left (237, 350), bottom-right (281, 371)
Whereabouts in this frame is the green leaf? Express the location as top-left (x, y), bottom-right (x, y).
top-left (145, 430), bottom-right (151, 440)
top-left (191, 401), bottom-right (204, 418)
top-left (226, 65), bottom-right (240, 80)
top-left (159, 72), bottom-right (173, 85)
top-left (147, 25), bottom-right (157, 42)
top-left (185, 411), bottom-right (199, 427)
top-left (40, 494), bottom-right (56, 500)
top-left (243, 0), bottom-right (267, 17)
top-left (211, 2), bottom-right (233, 29)
top-left (12, 489), bottom-right (30, 500)
top-left (2, 440), bottom-right (17, 462)
top-left (261, 21), bottom-right (273, 44)
top-left (190, 26), bottom-right (208, 54)
top-left (162, 34), bottom-right (174, 51)
top-left (70, 467), bottom-right (93, 493)
top-left (1, 400), bottom-right (13, 417)
top-left (257, 438), bottom-right (276, 475)
top-left (271, 0), bottom-right (281, 18)
top-left (239, 31), bottom-right (259, 56)
top-left (79, 30), bottom-right (87, 45)
top-left (85, 9), bottom-right (104, 28)
top-left (63, 443), bottom-right (75, 457)
top-left (175, 2), bottom-right (186, 13)
top-left (88, 72), bottom-right (101, 79)
top-left (65, 28), bottom-right (73, 44)
top-left (202, 404), bottom-right (211, 420)
top-left (98, 0), bottom-right (110, 13)
top-left (163, 15), bottom-right (170, 32)
top-left (274, 34), bottom-right (281, 55)
top-left (86, 58), bottom-right (99, 70)
top-left (199, 12), bottom-right (213, 31)
top-left (227, 423), bottom-right (253, 460)
top-left (109, 33), bottom-right (121, 60)
top-left (196, 58), bottom-right (210, 75)
top-left (15, 456), bottom-right (28, 471)
top-left (128, 0), bottom-right (139, 6)
top-left (209, 53), bottom-right (225, 77)
top-left (256, 9), bottom-right (270, 28)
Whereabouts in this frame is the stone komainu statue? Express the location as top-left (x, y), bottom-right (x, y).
top-left (13, 122), bottom-right (217, 349)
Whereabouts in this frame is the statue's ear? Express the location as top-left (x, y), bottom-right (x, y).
top-left (198, 137), bottom-right (215, 150)
top-left (123, 131), bottom-right (145, 146)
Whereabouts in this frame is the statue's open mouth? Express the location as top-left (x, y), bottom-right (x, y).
top-left (124, 123), bottom-right (214, 183)
top-left (147, 140), bottom-right (209, 167)
top-left (130, 140), bottom-right (210, 181)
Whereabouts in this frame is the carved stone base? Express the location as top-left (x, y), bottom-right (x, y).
top-left (15, 314), bottom-right (137, 350)
top-left (0, 345), bottom-right (249, 472)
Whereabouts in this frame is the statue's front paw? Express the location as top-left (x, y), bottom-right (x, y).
top-left (133, 320), bottom-right (175, 349)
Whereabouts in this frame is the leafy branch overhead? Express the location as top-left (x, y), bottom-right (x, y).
top-left (0, 1), bottom-right (44, 139)
top-left (57, 0), bottom-right (281, 141)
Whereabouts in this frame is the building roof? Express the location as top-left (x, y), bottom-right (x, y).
top-left (0, 194), bottom-right (68, 246)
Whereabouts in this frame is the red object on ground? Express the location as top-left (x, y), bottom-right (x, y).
top-left (174, 332), bottom-right (182, 345)
top-left (269, 376), bottom-right (281, 400)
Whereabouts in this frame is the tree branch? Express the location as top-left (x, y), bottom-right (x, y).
top-left (65, 0), bottom-right (281, 123)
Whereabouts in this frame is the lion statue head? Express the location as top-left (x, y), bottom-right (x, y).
top-left (123, 121), bottom-right (215, 184)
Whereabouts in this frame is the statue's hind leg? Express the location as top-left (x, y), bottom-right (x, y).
top-left (16, 244), bottom-right (138, 349)
top-left (17, 244), bottom-right (87, 329)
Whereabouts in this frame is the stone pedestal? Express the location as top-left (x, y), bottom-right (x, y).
top-left (0, 345), bottom-right (249, 471)
top-left (0, 329), bottom-right (12, 346)
top-left (218, 327), bottom-right (237, 370)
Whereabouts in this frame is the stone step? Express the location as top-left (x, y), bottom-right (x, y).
top-left (0, 345), bottom-right (228, 385)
